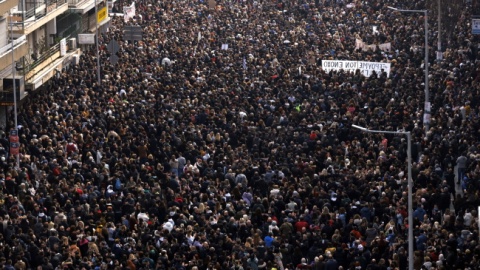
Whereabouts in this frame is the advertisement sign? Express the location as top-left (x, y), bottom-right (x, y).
top-left (321, 60), bottom-right (391, 77)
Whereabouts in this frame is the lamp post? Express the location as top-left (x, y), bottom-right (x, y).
top-left (95, 0), bottom-right (101, 85)
top-left (9, 11), bottom-right (20, 168)
top-left (437, 0), bottom-right (442, 60)
top-left (387, 6), bottom-right (429, 136)
top-left (352, 124), bottom-right (413, 270)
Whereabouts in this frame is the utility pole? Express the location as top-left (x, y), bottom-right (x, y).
top-left (437, 0), bottom-right (442, 60)
top-left (95, 0), bottom-right (101, 85)
top-left (9, 11), bottom-right (20, 168)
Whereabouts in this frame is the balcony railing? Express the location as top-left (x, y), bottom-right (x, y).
top-left (24, 42), bottom-right (60, 77)
top-left (10, 0), bottom-right (67, 32)
top-left (0, 36), bottom-right (27, 57)
top-left (67, 0), bottom-right (89, 5)
top-left (8, 0), bottom-right (67, 35)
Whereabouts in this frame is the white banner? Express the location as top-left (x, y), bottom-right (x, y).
top-left (60, 38), bottom-right (67, 56)
top-left (321, 60), bottom-right (391, 77)
top-left (123, 2), bottom-right (136, 22)
top-left (355, 39), bottom-right (391, 52)
top-left (378, 42), bottom-right (392, 52)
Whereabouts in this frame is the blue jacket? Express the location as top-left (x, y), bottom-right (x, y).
top-left (413, 207), bottom-right (426, 222)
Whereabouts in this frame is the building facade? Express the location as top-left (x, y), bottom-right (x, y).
top-left (0, 0), bottom-right (109, 127)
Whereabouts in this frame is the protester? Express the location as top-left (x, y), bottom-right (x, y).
top-left (0, 0), bottom-right (479, 269)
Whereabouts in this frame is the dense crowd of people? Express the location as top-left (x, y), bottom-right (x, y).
top-left (1, 0), bottom-right (480, 269)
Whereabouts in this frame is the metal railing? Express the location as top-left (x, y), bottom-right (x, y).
top-left (12, 0), bottom-right (67, 24)
top-left (24, 42), bottom-right (60, 76)
top-left (67, 0), bottom-right (89, 6)
top-left (25, 5), bottom-right (46, 21)
top-left (0, 36), bottom-right (27, 57)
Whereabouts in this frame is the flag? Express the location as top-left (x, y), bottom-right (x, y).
top-left (123, 2), bottom-right (136, 22)
top-left (243, 57), bottom-right (247, 70)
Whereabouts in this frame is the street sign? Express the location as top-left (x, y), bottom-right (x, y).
top-left (473, 19), bottom-right (480, 35)
top-left (436, 51), bottom-right (443, 61)
top-left (108, 39), bottom-right (120, 54)
top-left (124, 25), bottom-right (143, 41)
top-left (10, 142), bottom-right (19, 148)
top-left (107, 39), bottom-right (121, 65)
top-left (110, 55), bottom-right (120, 65)
top-left (78, 34), bottom-right (96, 45)
top-left (10, 141), bottom-right (20, 155)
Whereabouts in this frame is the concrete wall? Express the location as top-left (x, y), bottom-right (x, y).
top-left (0, 0), bottom-right (17, 15)
top-left (0, 41), bottom-right (28, 71)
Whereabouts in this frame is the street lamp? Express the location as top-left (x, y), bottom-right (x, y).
top-left (9, 11), bottom-right (20, 168)
top-left (387, 6), bottom-right (430, 136)
top-left (352, 124), bottom-right (413, 270)
top-left (95, 0), bottom-right (101, 85)
top-left (437, 0), bottom-right (442, 60)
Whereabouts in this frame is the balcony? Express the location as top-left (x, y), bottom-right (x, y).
top-left (0, 0), bottom-right (17, 15)
top-left (68, 0), bottom-right (95, 14)
top-left (22, 38), bottom-right (81, 90)
top-left (23, 42), bottom-right (60, 82)
top-left (10, 0), bottom-right (69, 36)
top-left (0, 36), bottom-right (28, 72)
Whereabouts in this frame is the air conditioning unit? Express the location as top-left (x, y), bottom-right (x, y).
top-left (73, 54), bottom-right (80, 65)
top-left (68, 38), bottom-right (77, 51)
